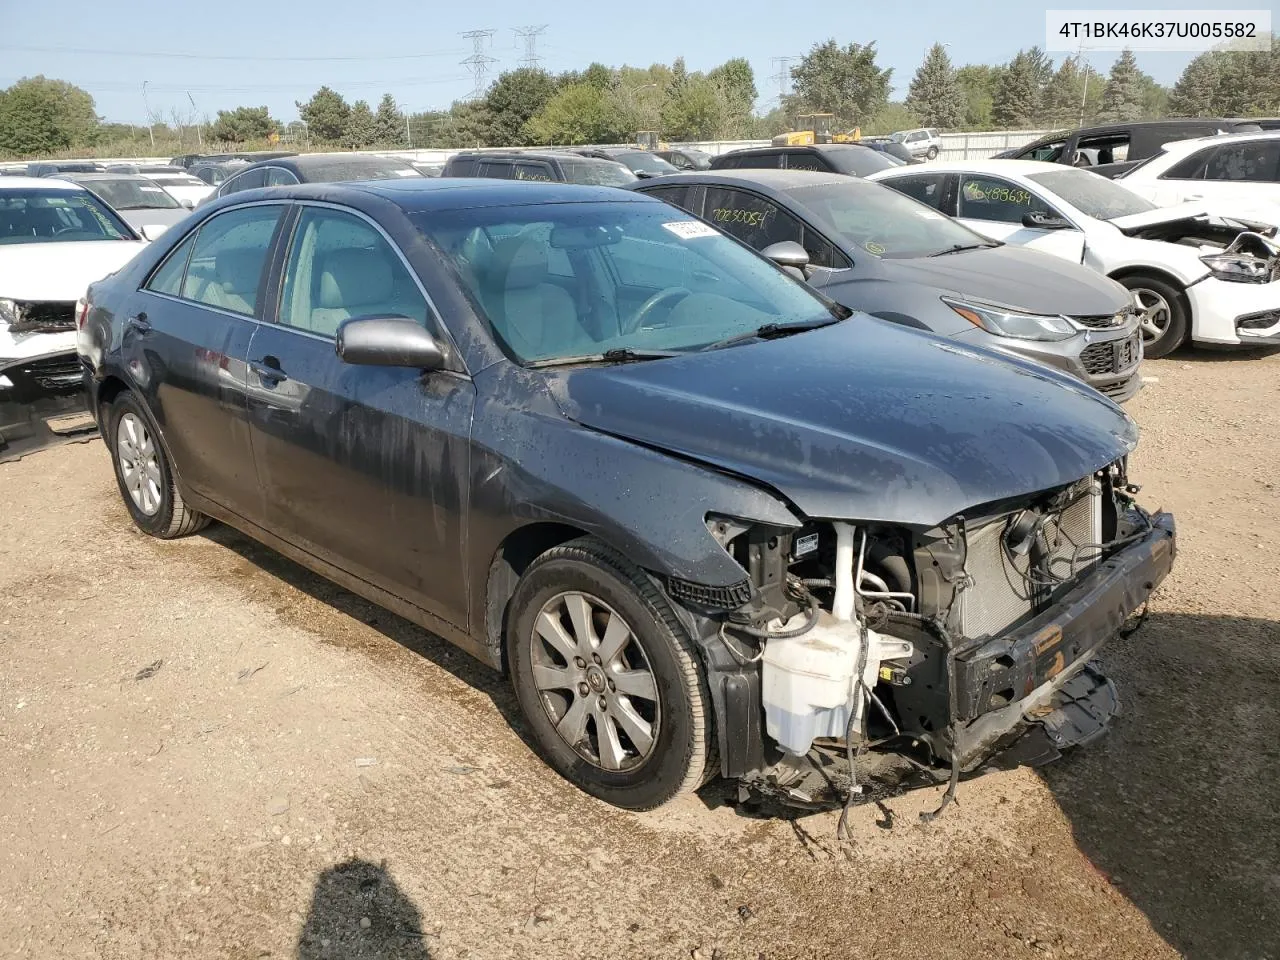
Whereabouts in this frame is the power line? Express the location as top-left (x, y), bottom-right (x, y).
top-left (771, 56), bottom-right (799, 102)
top-left (512, 25), bottom-right (549, 69)
top-left (0, 44), bottom-right (470, 62)
top-left (6, 75), bottom-right (472, 93)
top-left (460, 30), bottom-right (498, 100)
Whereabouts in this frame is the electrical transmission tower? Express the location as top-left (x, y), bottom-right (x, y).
top-left (512, 25), bottom-right (548, 68)
top-left (460, 29), bottom-right (498, 100)
top-left (770, 56), bottom-right (798, 102)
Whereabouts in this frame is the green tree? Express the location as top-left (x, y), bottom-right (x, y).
top-left (661, 75), bottom-right (726, 140)
top-left (484, 68), bottom-right (557, 146)
top-left (296, 86), bottom-right (350, 142)
top-left (580, 63), bottom-right (615, 91)
top-left (1168, 53), bottom-right (1222, 116)
top-left (786, 39), bottom-right (892, 129)
top-left (955, 65), bottom-right (1001, 128)
top-left (1097, 49), bottom-right (1147, 123)
top-left (865, 102), bottom-right (919, 135)
top-left (0, 76), bottom-right (98, 155)
top-left (373, 94), bottom-right (404, 145)
top-left (991, 51), bottom-right (1040, 128)
top-left (905, 43), bottom-right (965, 129)
top-left (524, 83), bottom-right (627, 144)
top-left (708, 57), bottom-right (757, 124)
top-left (1041, 58), bottom-right (1104, 126)
top-left (207, 106), bottom-right (274, 143)
top-left (345, 100), bottom-right (376, 148)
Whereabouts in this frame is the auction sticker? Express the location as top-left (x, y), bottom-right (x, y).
top-left (865, 241), bottom-right (886, 255)
top-left (664, 221), bottom-right (719, 239)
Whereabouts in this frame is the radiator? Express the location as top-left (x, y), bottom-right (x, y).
top-left (957, 486), bottom-right (1102, 639)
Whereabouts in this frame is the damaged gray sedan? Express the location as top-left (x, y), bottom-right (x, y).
top-left (78, 179), bottom-right (1176, 811)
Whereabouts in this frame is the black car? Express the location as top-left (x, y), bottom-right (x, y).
top-left (441, 150), bottom-right (637, 186)
top-left (710, 143), bottom-right (896, 177)
top-left (856, 137), bottom-right (920, 164)
top-left (630, 170), bottom-right (1142, 401)
top-left (656, 148), bottom-right (713, 171)
top-left (570, 147), bottom-right (680, 178)
top-left (26, 161), bottom-right (107, 177)
top-left (198, 153), bottom-right (422, 206)
top-left (78, 178), bottom-right (1175, 812)
top-left (996, 119), bottom-right (1266, 179)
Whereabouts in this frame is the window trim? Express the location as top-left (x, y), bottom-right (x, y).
top-left (217, 167), bottom-right (267, 198)
top-left (268, 200), bottom-right (468, 375)
top-left (260, 165), bottom-right (301, 186)
top-left (136, 199), bottom-right (292, 323)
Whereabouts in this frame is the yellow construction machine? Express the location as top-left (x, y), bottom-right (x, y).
top-left (771, 114), bottom-right (862, 146)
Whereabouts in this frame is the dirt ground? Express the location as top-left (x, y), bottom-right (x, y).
top-left (1, 351), bottom-right (1278, 960)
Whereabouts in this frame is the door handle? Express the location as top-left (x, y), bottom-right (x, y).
top-left (250, 358), bottom-right (287, 385)
top-left (126, 311), bottom-right (151, 334)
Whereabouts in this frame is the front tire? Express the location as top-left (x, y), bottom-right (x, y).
top-left (107, 392), bottom-right (208, 539)
top-left (1118, 272), bottom-right (1189, 359)
top-left (506, 538), bottom-right (714, 810)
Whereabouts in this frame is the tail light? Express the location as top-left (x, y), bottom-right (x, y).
top-left (75, 298), bottom-right (89, 330)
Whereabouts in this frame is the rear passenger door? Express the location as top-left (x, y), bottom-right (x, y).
top-left (126, 202), bottom-right (288, 523)
top-left (245, 203), bottom-right (475, 628)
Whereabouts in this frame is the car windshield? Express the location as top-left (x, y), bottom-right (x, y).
top-left (304, 159), bottom-right (422, 181)
top-left (558, 158), bottom-right (638, 186)
top-left (791, 181), bottom-right (988, 258)
top-left (1027, 169), bottom-right (1157, 220)
top-left (826, 148), bottom-right (896, 177)
top-left (84, 178), bottom-right (181, 210)
top-left (150, 176), bottom-right (203, 187)
top-left (415, 200), bottom-right (844, 363)
top-left (682, 150), bottom-right (713, 169)
top-left (0, 189), bottom-right (134, 244)
top-left (612, 152), bottom-right (679, 176)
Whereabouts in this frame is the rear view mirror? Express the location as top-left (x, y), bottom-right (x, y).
top-left (140, 224), bottom-right (169, 241)
top-left (761, 240), bottom-right (811, 279)
top-left (180, 198), bottom-right (195, 209)
top-left (1022, 211), bottom-right (1070, 231)
top-left (336, 316), bottom-right (446, 370)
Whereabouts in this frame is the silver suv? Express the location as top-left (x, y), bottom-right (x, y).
top-left (891, 128), bottom-right (943, 160)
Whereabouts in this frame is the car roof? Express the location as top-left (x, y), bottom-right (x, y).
top-left (724, 143), bottom-right (879, 156)
top-left (634, 169), bottom-right (848, 192)
top-left (218, 177), bottom-right (656, 213)
top-left (875, 158), bottom-right (1060, 177)
top-left (57, 172), bottom-right (147, 182)
top-left (0, 176), bottom-right (88, 191)
top-left (1154, 129), bottom-right (1280, 154)
top-left (450, 150), bottom-right (623, 164)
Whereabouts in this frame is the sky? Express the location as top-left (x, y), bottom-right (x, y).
top-left (0, 0), bottom-right (1273, 126)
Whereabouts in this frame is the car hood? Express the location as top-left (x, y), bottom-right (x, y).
top-left (0, 240), bottom-right (147, 301)
top-left (863, 244), bottom-right (1129, 316)
top-left (542, 317), bottom-right (1138, 527)
top-left (119, 208), bottom-right (190, 230)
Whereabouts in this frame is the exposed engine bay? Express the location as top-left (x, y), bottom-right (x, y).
top-left (1119, 214), bottom-right (1280, 283)
top-left (674, 459), bottom-right (1176, 819)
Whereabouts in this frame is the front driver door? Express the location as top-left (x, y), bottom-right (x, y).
top-left (953, 173), bottom-right (1086, 263)
top-left (245, 203), bottom-right (476, 628)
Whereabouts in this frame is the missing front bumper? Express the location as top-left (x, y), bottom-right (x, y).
top-left (0, 352), bottom-right (95, 463)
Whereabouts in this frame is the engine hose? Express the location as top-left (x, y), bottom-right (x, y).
top-left (730, 591), bottom-right (820, 639)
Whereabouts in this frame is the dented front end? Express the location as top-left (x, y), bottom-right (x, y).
top-left (662, 459), bottom-right (1176, 807)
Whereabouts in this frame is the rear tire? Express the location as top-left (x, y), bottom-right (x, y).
top-left (926, 145), bottom-right (939, 160)
top-left (107, 392), bottom-right (209, 539)
top-left (1117, 273), bottom-right (1189, 359)
top-left (506, 537), bottom-right (715, 810)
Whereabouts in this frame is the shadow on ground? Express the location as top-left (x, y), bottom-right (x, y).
top-left (1171, 344), bottom-right (1280, 363)
top-left (1040, 611), bottom-right (1280, 960)
top-left (296, 858), bottom-right (432, 959)
top-left (204, 527), bottom-right (1280, 959)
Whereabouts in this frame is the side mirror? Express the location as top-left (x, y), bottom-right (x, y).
top-left (1021, 211), bottom-right (1070, 231)
top-left (761, 240), bottom-right (811, 280)
top-left (180, 198), bottom-right (194, 209)
top-left (140, 224), bottom-right (169, 241)
top-left (336, 316), bottom-right (446, 370)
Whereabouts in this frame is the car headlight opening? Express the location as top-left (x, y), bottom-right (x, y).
top-left (942, 297), bottom-right (1077, 342)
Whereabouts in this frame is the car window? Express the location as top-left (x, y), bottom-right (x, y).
top-left (556, 157), bottom-right (637, 186)
top-left (734, 153), bottom-right (784, 170)
top-left (179, 205), bottom-right (282, 316)
top-left (278, 207), bottom-right (430, 339)
top-left (1161, 147), bottom-right (1214, 180)
top-left (85, 178), bottom-right (182, 210)
top-left (414, 201), bottom-right (842, 364)
top-left (1076, 135), bottom-right (1130, 165)
top-left (477, 161), bottom-right (513, 179)
top-left (512, 162), bottom-right (555, 182)
top-left (825, 149), bottom-right (895, 177)
top-left (881, 173), bottom-right (948, 210)
top-left (220, 168), bottom-right (267, 196)
top-left (957, 175), bottom-right (1056, 224)
top-left (144, 231), bottom-right (198, 296)
top-left (703, 186), bottom-right (843, 268)
top-left (784, 152), bottom-right (834, 173)
top-left (1020, 139), bottom-right (1067, 162)
top-left (640, 184), bottom-right (697, 214)
top-left (1204, 141), bottom-right (1280, 182)
top-left (1026, 169), bottom-right (1156, 220)
top-left (0, 188), bottom-right (134, 244)
top-left (263, 167), bottom-right (299, 187)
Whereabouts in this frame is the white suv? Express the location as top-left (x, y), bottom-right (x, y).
top-left (1117, 131), bottom-right (1280, 217)
top-left (891, 128), bottom-right (943, 160)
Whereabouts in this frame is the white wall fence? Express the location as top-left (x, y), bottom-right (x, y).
top-left (2, 130), bottom-right (1057, 171)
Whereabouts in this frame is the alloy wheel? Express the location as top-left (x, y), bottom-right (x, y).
top-left (116, 412), bottom-right (163, 516)
top-left (1131, 287), bottom-right (1172, 345)
top-left (529, 591), bottom-right (661, 772)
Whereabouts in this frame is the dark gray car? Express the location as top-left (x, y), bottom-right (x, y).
top-left (631, 170), bottom-right (1142, 401)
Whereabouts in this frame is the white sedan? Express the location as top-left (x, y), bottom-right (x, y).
top-left (870, 159), bottom-right (1280, 357)
top-left (1115, 131), bottom-right (1280, 218)
top-left (1, 178), bottom-right (150, 455)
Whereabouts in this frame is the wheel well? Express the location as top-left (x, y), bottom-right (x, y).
top-left (486, 522), bottom-right (590, 671)
top-left (1107, 265), bottom-right (1186, 293)
top-left (96, 375), bottom-right (130, 420)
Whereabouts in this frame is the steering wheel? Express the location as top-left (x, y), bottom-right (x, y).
top-left (623, 286), bottom-right (691, 334)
